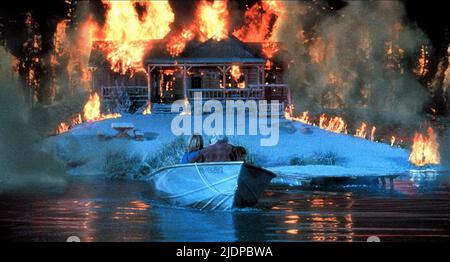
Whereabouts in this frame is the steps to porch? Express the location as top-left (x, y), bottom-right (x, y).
top-left (151, 103), bottom-right (176, 114)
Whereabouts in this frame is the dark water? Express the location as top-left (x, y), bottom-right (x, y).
top-left (0, 173), bottom-right (449, 242)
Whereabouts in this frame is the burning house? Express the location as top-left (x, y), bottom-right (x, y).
top-left (88, 35), bottom-right (290, 113)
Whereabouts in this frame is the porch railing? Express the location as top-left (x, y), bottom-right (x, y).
top-left (187, 88), bottom-right (265, 101)
top-left (248, 84), bottom-right (291, 104)
top-left (101, 86), bottom-right (148, 103)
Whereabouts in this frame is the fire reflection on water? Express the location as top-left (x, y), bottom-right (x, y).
top-left (2, 174), bottom-right (449, 242)
top-left (269, 192), bottom-right (354, 241)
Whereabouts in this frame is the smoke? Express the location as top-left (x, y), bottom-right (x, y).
top-left (279, 0), bottom-right (430, 125)
top-left (0, 47), bottom-right (66, 191)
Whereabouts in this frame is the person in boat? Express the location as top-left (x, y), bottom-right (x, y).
top-left (180, 134), bottom-right (204, 164)
top-left (189, 134), bottom-right (246, 163)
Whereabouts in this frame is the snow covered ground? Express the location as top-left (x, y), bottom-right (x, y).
top-left (43, 113), bottom-right (416, 183)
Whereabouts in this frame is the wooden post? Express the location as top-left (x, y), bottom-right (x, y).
top-left (222, 65), bottom-right (226, 89)
top-left (182, 65), bottom-right (187, 99)
top-left (256, 65), bottom-right (260, 86)
top-left (147, 64), bottom-right (151, 103)
top-left (258, 65), bottom-right (264, 85)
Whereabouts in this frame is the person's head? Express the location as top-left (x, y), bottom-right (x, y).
top-left (187, 134), bottom-right (204, 152)
top-left (209, 134), bottom-right (228, 145)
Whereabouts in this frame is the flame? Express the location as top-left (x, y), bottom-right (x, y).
top-left (22, 13), bottom-right (42, 91)
top-left (354, 122), bottom-right (367, 139)
top-left (143, 103), bottom-right (152, 115)
top-left (54, 20), bottom-right (69, 58)
top-left (83, 93), bottom-right (101, 122)
top-left (96, 0), bottom-right (174, 74)
top-left (370, 126), bottom-right (376, 142)
top-left (414, 45), bottom-right (429, 77)
top-left (196, 0), bottom-right (229, 41)
top-left (285, 111), bottom-right (399, 146)
top-left (83, 93), bottom-right (121, 122)
top-left (233, 0), bottom-right (285, 59)
top-left (71, 114), bottom-right (83, 126)
top-left (409, 127), bottom-right (440, 166)
top-left (319, 114), bottom-right (347, 134)
top-left (390, 136), bottom-right (396, 146)
top-left (309, 37), bottom-right (326, 64)
top-left (385, 40), bottom-right (405, 73)
top-left (230, 64), bottom-right (242, 85)
top-left (167, 29), bottom-right (195, 57)
top-left (53, 94), bottom-right (120, 135)
top-left (288, 111), bottom-right (312, 125)
top-left (51, 17), bottom-right (97, 92)
top-left (230, 65), bottom-right (245, 88)
top-left (56, 122), bottom-right (70, 135)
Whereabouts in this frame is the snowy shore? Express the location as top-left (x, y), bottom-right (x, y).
top-left (43, 113), bottom-right (414, 183)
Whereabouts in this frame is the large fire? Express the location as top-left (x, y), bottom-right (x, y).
top-left (233, 0), bottom-right (285, 59)
top-left (409, 127), bottom-right (440, 167)
top-left (167, 29), bottom-right (195, 57)
top-left (95, 0), bottom-right (174, 74)
top-left (196, 0), bottom-right (229, 41)
top-left (55, 93), bottom-right (121, 134)
top-left (50, 0), bottom-right (445, 164)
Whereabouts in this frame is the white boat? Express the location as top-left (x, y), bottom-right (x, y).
top-left (146, 161), bottom-right (276, 210)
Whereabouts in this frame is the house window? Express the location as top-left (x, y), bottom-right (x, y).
top-left (191, 76), bottom-right (202, 89)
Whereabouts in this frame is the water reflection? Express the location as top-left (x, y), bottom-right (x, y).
top-left (0, 174), bottom-right (449, 242)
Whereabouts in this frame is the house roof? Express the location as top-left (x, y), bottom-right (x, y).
top-left (88, 35), bottom-right (266, 68)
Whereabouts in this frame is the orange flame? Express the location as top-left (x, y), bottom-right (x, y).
top-left (309, 37), bottom-right (326, 64)
top-left (54, 94), bottom-right (120, 135)
top-left (167, 29), bottom-right (195, 57)
top-left (230, 65), bottom-right (245, 88)
top-left (71, 114), bottom-right (83, 126)
top-left (319, 114), bottom-right (347, 134)
top-left (230, 64), bottom-right (240, 79)
top-left (409, 127), bottom-right (440, 166)
top-left (414, 45), bottom-right (429, 77)
top-left (390, 136), bottom-right (396, 146)
top-left (96, 0), bottom-right (174, 74)
top-left (55, 122), bottom-right (69, 135)
top-left (354, 122), bottom-right (367, 139)
top-left (143, 103), bottom-right (152, 115)
top-left (370, 126), bottom-right (376, 142)
top-left (196, 0), bottom-right (229, 41)
top-left (233, 0), bottom-right (285, 59)
top-left (287, 111), bottom-right (312, 125)
top-left (83, 93), bottom-right (121, 122)
top-left (83, 93), bottom-right (101, 122)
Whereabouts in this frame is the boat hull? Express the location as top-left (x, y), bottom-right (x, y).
top-left (146, 162), bottom-right (275, 210)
